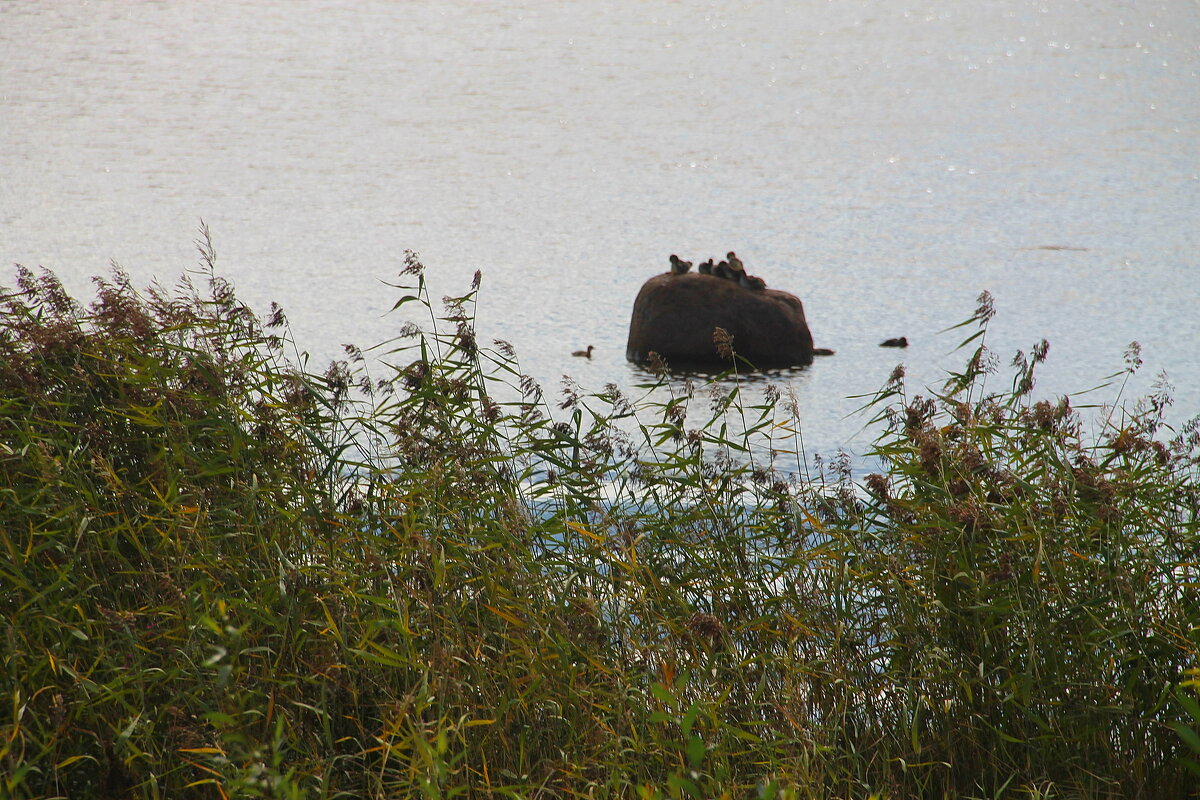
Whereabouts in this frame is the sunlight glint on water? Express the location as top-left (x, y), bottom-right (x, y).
top-left (1, 0), bottom-right (1197, 470)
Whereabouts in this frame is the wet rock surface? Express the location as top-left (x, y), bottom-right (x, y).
top-left (626, 273), bottom-right (815, 369)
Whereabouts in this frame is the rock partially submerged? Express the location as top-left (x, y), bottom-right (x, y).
top-left (626, 273), bottom-right (815, 369)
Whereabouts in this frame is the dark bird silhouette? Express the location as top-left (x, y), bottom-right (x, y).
top-left (669, 254), bottom-right (692, 274)
top-left (726, 251), bottom-right (745, 275)
top-left (880, 337), bottom-right (909, 348)
top-left (572, 345), bottom-right (595, 358)
top-left (714, 261), bottom-right (732, 279)
top-left (697, 259), bottom-right (714, 275)
top-left (739, 273), bottom-right (766, 290)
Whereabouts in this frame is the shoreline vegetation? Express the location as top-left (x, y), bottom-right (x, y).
top-left (3, 235), bottom-right (1199, 798)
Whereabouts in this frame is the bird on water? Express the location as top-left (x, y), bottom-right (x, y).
top-left (669, 254), bottom-right (692, 274)
top-left (880, 337), bottom-right (909, 348)
top-left (572, 345), bottom-right (595, 358)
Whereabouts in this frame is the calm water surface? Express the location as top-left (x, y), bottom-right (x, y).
top-left (3, 1), bottom-right (1198, 466)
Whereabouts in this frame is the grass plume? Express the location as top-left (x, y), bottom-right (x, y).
top-left (1, 246), bottom-right (1198, 799)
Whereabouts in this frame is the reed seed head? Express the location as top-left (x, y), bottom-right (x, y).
top-left (686, 612), bottom-right (725, 644)
top-left (713, 326), bottom-right (734, 361)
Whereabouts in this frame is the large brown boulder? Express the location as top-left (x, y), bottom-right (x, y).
top-left (626, 273), bottom-right (815, 368)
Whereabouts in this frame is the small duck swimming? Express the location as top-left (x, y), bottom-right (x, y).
top-left (738, 273), bottom-right (766, 290)
top-left (697, 259), bottom-right (714, 275)
top-left (669, 254), bottom-right (692, 274)
top-left (572, 345), bottom-right (595, 358)
top-left (880, 337), bottom-right (909, 348)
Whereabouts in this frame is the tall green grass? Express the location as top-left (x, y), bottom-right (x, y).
top-left (2, 241), bottom-right (1197, 798)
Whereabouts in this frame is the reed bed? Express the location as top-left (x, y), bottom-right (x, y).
top-left (2, 241), bottom-right (1198, 799)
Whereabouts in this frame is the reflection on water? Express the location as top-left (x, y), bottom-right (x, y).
top-left (2, 0), bottom-right (1198, 467)
top-left (626, 362), bottom-right (815, 388)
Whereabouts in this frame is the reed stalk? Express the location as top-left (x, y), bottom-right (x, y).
top-left (1, 247), bottom-right (1197, 799)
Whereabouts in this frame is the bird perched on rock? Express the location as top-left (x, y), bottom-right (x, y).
top-left (714, 261), bottom-right (732, 279)
top-left (880, 337), bottom-right (908, 348)
top-left (697, 259), bottom-right (714, 275)
top-left (572, 345), bottom-right (595, 358)
top-left (726, 251), bottom-right (745, 275)
top-left (738, 273), bottom-right (766, 291)
top-left (669, 254), bottom-right (692, 274)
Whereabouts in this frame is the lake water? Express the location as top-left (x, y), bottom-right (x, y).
top-left (3, 1), bottom-right (1198, 467)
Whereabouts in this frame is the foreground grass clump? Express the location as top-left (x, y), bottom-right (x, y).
top-left (1, 248), bottom-right (1198, 799)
